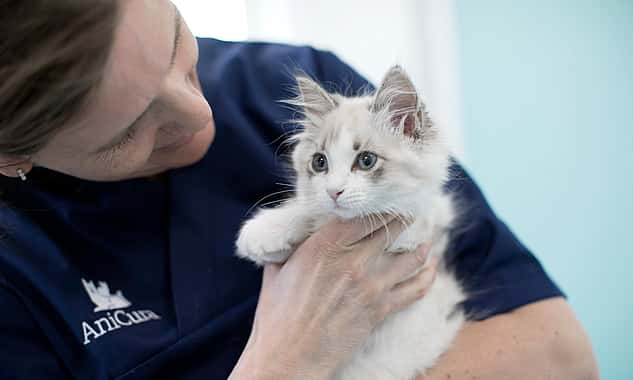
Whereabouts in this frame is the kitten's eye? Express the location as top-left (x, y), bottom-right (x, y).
top-left (311, 153), bottom-right (328, 173)
top-left (356, 151), bottom-right (378, 170)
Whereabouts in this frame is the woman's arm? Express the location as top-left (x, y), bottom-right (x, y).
top-left (417, 297), bottom-right (599, 380)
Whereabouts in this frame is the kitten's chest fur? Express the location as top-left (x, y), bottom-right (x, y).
top-left (333, 270), bottom-right (464, 380)
top-left (328, 192), bottom-right (465, 380)
top-left (240, 191), bottom-right (466, 380)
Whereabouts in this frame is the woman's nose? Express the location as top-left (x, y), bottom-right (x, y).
top-left (162, 78), bottom-right (212, 132)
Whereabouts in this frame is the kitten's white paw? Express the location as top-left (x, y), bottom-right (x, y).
top-left (236, 212), bottom-right (294, 265)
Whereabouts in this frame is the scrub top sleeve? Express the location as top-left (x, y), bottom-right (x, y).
top-left (443, 163), bottom-right (565, 319)
top-left (0, 282), bottom-right (69, 380)
top-left (312, 49), bottom-right (376, 93)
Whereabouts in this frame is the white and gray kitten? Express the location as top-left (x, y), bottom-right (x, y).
top-left (236, 65), bottom-right (465, 380)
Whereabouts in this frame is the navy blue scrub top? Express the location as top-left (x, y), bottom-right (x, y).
top-left (0, 38), bottom-right (563, 380)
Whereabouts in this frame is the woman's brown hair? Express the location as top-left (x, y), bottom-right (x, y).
top-left (0, 0), bottom-right (119, 156)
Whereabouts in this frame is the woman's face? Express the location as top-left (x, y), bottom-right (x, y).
top-left (32, 0), bottom-right (215, 181)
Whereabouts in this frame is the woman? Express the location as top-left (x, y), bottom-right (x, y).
top-left (0, 1), bottom-right (598, 379)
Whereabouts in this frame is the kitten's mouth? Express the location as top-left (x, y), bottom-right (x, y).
top-left (330, 203), bottom-right (361, 219)
top-left (332, 200), bottom-right (347, 210)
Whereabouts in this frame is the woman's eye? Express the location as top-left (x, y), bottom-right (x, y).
top-left (356, 151), bottom-right (377, 170)
top-left (311, 153), bottom-right (328, 173)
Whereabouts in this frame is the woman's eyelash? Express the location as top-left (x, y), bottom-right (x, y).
top-left (96, 126), bottom-right (138, 165)
top-left (99, 125), bottom-right (138, 161)
top-left (111, 127), bottom-right (137, 152)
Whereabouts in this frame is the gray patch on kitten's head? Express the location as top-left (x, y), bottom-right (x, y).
top-left (287, 65), bottom-right (450, 219)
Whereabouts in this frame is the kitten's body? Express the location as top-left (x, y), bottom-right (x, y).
top-left (236, 66), bottom-right (465, 379)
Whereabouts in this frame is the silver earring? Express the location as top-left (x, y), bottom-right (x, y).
top-left (16, 168), bottom-right (27, 181)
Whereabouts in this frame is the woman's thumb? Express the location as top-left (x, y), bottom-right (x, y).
top-left (261, 263), bottom-right (282, 288)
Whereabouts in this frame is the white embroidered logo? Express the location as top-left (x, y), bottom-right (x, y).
top-left (81, 278), bottom-right (131, 312)
top-left (80, 278), bottom-right (161, 345)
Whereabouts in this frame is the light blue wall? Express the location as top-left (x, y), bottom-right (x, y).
top-left (455, 1), bottom-right (632, 378)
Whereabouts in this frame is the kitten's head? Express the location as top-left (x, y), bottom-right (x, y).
top-left (289, 65), bottom-right (450, 219)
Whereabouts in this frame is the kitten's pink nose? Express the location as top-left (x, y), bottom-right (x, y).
top-left (327, 188), bottom-right (345, 201)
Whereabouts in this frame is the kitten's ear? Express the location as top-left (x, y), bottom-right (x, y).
top-left (371, 65), bottom-right (431, 139)
top-left (294, 75), bottom-right (338, 123)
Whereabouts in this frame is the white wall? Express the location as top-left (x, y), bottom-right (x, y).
top-left (245, 0), bottom-right (465, 158)
top-left (174, 0), bottom-right (464, 158)
top-left (172, 0), bottom-right (248, 40)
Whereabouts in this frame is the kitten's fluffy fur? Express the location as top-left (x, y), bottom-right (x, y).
top-left (236, 66), bottom-right (465, 379)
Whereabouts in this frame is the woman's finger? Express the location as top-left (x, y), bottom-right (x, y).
top-left (386, 256), bottom-right (439, 313)
top-left (312, 214), bottom-right (397, 249)
top-left (261, 263), bottom-right (282, 289)
top-left (358, 217), bottom-right (412, 255)
top-left (381, 244), bottom-right (432, 287)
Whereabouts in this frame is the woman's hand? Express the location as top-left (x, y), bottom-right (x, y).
top-left (230, 217), bottom-right (438, 380)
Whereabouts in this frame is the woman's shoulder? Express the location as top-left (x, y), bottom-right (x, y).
top-left (195, 37), bottom-right (373, 107)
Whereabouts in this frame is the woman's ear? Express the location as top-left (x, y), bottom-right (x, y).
top-left (0, 155), bottom-right (33, 179)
